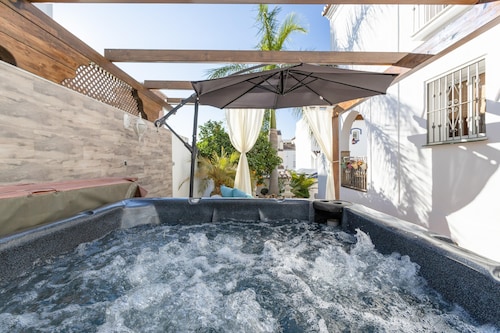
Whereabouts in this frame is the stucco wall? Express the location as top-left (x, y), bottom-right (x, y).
top-left (332, 5), bottom-right (500, 261)
top-left (0, 62), bottom-right (172, 197)
top-left (171, 132), bottom-right (194, 197)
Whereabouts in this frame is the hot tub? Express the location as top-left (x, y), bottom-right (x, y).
top-left (0, 198), bottom-right (498, 331)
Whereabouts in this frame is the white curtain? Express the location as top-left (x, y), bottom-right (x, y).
top-left (226, 108), bottom-right (265, 195)
top-left (304, 107), bottom-right (336, 200)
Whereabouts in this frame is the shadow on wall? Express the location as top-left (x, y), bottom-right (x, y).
top-left (428, 98), bottom-right (500, 235)
top-left (429, 140), bottom-right (499, 233)
top-left (360, 94), bottom-right (433, 231)
top-left (364, 97), bottom-right (499, 237)
top-left (336, 4), bottom-right (407, 217)
top-left (331, 6), bottom-right (371, 52)
top-left (337, 6), bottom-right (500, 241)
top-left (337, 5), bottom-right (434, 228)
top-left (406, 98), bottom-right (499, 235)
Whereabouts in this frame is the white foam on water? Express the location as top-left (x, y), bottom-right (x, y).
top-left (1, 221), bottom-right (498, 333)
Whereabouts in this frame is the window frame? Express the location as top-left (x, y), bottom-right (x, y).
top-left (425, 58), bottom-right (487, 146)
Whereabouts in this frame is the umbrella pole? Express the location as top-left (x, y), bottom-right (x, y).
top-left (189, 98), bottom-right (200, 198)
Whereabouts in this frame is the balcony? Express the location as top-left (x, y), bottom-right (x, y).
top-left (413, 5), bottom-right (448, 33)
top-left (412, 5), bottom-right (470, 41)
top-left (341, 156), bottom-right (367, 192)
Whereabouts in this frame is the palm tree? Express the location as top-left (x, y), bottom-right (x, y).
top-left (181, 147), bottom-right (239, 196)
top-left (206, 4), bottom-right (307, 195)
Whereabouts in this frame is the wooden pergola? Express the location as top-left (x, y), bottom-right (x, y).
top-left (105, 50), bottom-right (432, 104)
top-left (29, 0), bottom-right (490, 4)
top-left (21, 0), bottom-right (499, 199)
top-left (27, 0), bottom-right (497, 105)
top-left (97, 46), bottom-right (433, 105)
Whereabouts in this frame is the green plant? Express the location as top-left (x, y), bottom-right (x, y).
top-left (180, 147), bottom-right (238, 196)
top-left (198, 148), bottom-right (239, 195)
top-left (196, 121), bottom-right (281, 188)
top-left (289, 171), bottom-right (316, 198)
top-left (197, 120), bottom-right (235, 158)
top-left (248, 131), bottom-right (282, 185)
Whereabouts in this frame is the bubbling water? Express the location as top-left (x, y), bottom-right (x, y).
top-left (0, 220), bottom-right (497, 333)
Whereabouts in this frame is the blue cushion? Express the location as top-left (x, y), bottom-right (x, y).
top-left (232, 188), bottom-right (252, 198)
top-left (220, 185), bottom-right (233, 197)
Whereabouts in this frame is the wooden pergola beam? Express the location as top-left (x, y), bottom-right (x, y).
top-left (29, 0), bottom-right (486, 5)
top-left (144, 80), bottom-right (193, 90)
top-left (165, 97), bottom-right (195, 104)
top-left (146, 81), bottom-right (193, 91)
top-left (142, 53), bottom-right (425, 91)
top-left (105, 49), bottom-right (433, 68)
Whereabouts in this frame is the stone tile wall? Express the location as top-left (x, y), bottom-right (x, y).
top-left (0, 62), bottom-right (172, 197)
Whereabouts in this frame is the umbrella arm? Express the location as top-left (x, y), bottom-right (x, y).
top-left (152, 93), bottom-right (199, 197)
top-left (153, 93), bottom-right (198, 153)
top-left (153, 93), bottom-right (197, 128)
top-left (163, 123), bottom-right (193, 153)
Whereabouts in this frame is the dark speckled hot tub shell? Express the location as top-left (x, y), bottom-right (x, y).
top-left (0, 198), bottom-right (498, 326)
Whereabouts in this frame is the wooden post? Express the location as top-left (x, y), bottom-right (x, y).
top-left (332, 111), bottom-right (340, 200)
top-left (189, 98), bottom-right (199, 198)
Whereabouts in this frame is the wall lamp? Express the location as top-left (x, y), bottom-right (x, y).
top-left (124, 113), bottom-right (147, 141)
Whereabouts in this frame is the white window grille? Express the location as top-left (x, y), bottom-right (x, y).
top-left (426, 59), bottom-right (486, 144)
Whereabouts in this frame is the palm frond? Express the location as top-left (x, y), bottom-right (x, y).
top-left (205, 64), bottom-right (251, 79)
top-left (291, 107), bottom-right (302, 118)
top-left (275, 13), bottom-right (308, 50)
top-left (256, 4), bottom-right (281, 50)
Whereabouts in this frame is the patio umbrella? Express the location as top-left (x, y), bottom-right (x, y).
top-left (191, 63), bottom-right (398, 109)
top-left (156, 63), bottom-right (398, 198)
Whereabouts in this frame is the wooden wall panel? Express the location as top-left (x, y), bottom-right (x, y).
top-left (0, 0), bottom-right (170, 120)
top-left (0, 31), bottom-right (76, 82)
top-left (0, 5), bottom-right (85, 69)
top-left (0, 61), bottom-right (173, 197)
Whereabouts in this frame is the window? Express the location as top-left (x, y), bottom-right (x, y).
top-left (426, 59), bottom-right (486, 145)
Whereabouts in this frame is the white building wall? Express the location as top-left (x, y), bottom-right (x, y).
top-left (171, 134), bottom-right (192, 197)
top-left (279, 147), bottom-right (296, 171)
top-left (295, 116), bottom-right (330, 198)
top-left (295, 118), bottom-right (317, 171)
top-left (329, 4), bottom-right (500, 261)
top-left (348, 119), bottom-right (368, 157)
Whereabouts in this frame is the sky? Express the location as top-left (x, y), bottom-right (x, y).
top-left (49, 4), bottom-right (332, 140)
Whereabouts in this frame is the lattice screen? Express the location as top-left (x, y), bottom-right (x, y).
top-left (61, 62), bottom-right (141, 117)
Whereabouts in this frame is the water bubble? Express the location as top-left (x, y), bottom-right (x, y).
top-left (0, 221), bottom-right (495, 332)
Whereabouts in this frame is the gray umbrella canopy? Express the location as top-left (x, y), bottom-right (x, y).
top-left (191, 63), bottom-right (398, 109)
